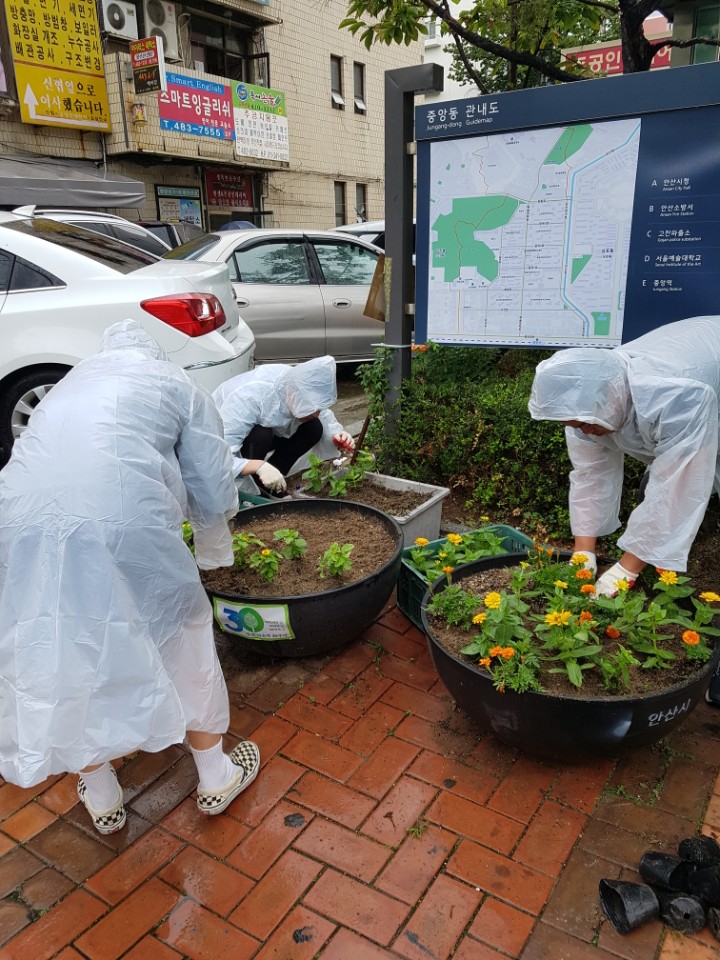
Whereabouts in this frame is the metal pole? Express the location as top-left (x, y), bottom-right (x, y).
top-left (383, 64), bottom-right (443, 467)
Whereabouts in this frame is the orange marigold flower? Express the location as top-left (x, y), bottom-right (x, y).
top-left (484, 592), bottom-right (502, 609)
top-left (579, 610), bottom-right (593, 624)
top-left (700, 592), bottom-right (720, 603)
top-left (500, 647), bottom-right (515, 660)
top-left (659, 570), bottom-right (678, 585)
top-left (606, 626), bottom-right (621, 639)
top-left (441, 565), bottom-right (454, 574)
top-left (576, 569), bottom-right (593, 580)
top-left (489, 645), bottom-right (504, 658)
top-left (683, 630), bottom-right (701, 646)
top-left (580, 584), bottom-right (596, 595)
top-left (497, 684), bottom-right (506, 693)
top-left (478, 657), bottom-right (491, 668)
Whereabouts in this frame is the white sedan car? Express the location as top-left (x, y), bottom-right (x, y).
top-left (167, 228), bottom-right (384, 364)
top-left (0, 210), bottom-right (255, 465)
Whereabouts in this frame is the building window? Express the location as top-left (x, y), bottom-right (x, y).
top-left (693, 6), bottom-right (720, 64)
top-left (190, 15), bottom-right (269, 83)
top-left (334, 182), bottom-right (346, 226)
top-left (355, 184), bottom-right (367, 222)
top-left (331, 55), bottom-right (345, 108)
top-left (353, 62), bottom-right (366, 113)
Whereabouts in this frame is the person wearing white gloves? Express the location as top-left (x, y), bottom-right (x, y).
top-left (0, 321), bottom-right (260, 835)
top-left (528, 316), bottom-right (720, 599)
top-left (213, 355), bottom-right (355, 498)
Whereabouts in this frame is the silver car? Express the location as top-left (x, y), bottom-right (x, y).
top-left (167, 228), bottom-right (384, 363)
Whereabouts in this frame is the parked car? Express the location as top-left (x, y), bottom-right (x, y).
top-left (333, 219), bottom-right (387, 249)
top-left (136, 219), bottom-right (207, 249)
top-left (15, 207), bottom-right (173, 257)
top-left (166, 228), bottom-right (384, 364)
top-left (0, 210), bottom-right (255, 464)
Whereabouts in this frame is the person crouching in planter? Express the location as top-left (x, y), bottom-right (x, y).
top-left (213, 355), bottom-right (356, 499)
top-left (0, 321), bottom-right (260, 835)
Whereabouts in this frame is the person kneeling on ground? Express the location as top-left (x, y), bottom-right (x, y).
top-left (0, 320), bottom-right (260, 834)
top-left (212, 355), bottom-right (356, 498)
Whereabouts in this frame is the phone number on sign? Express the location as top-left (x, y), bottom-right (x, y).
top-left (160, 120), bottom-right (234, 139)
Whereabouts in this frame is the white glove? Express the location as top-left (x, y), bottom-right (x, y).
top-left (255, 462), bottom-right (287, 493)
top-left (594, 561), bottom-right (638, 598)
top-left (333, 432), bottom-right (356, 452)
top-left (572, 550), bottom-right (597, 576)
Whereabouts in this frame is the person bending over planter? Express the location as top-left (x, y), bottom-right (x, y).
top-left (0, 321), bottom-right (260, 835)
top-left (213, 355), bottom-right (355, 499)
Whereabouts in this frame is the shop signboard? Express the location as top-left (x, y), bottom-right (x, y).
top-left (158, 72), bottom-right (234, 140)
top-left (155, 185), bottom-right (202, 226)
top-left (204, 170), bottom-right (252, 208)
top-left (4, 0), bottom-right (111, 130)
top-left (233, 82), bottom-right (289, 163)
top-left (130, 36), bottom-right (166, 95)
top-left (563, 38), bottom-right (671, 76)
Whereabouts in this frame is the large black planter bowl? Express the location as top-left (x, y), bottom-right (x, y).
top-left (421, 553), bottom-right (720, 762)
top-left (207, 499), bottom-right (403, 658)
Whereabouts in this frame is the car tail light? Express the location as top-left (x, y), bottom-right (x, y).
top-left (140, 294), bottom-right (226, 337)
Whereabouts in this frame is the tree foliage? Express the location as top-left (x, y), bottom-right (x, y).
top-left (341, 1), bottom-right (720, 86)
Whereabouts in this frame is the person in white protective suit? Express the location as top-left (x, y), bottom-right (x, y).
top-left (528, 316), bottom-right (720, 601)
top-left (212, 355), bottom-right (356, 498)
top-left (0, 321), bottom-right (260, 835)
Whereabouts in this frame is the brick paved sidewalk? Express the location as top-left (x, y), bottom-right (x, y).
top-left (2, 600), bottom-right (720, 959)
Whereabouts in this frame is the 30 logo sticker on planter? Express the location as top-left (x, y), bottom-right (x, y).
top-left (213, 598), bottom-right (295, 640)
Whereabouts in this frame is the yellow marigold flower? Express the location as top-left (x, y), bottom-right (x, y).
top-left (484, 592), bottom-right (502, 609)
top-left (472, 612), bottom-right (487, 625)
top-left (659, 570), bottom-right (679, 585)
top-left (489, 645), bottom-right (504, 658)
top-left (415, 537), bottom-right (429, 547)
top-left (683, 630), bottom-right (701, 646)
top-left (576, 569), bottom-right (593, 580)
top-left (441, 565), bottom-right (454, 575)
top-left (554, 580), bottom-right (568, 590)
top-left (446, 533), bottom-right (462, 546)
top-left (519, 561), bottom-right (529, 570)
top-left (479, 657), bottom-right (491, 668)
top-left (500, 647), bottom-right (515, 660)
top-left (580, 584), bottom-right (596, 595)
top-left (700, 592), bottom-right (720, 603)
top-left (570, 552), bottom-right (589, 566)
top-left (438, 551), bottom-right (447, 559)
top-left (615, 579), bottom-right (630, 593)
top-left (481, 515), bottom-right (490, 523)
top-left (579, 610), bottom-right (593, 624)
top-left (261, 548), bottom-right (272, 556)
top-left (545, 610), bottom-right (572, 627)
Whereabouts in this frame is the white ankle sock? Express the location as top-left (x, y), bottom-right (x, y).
top-left (80, 762), bottom-right (120, 810)
top-left (190, 741), bottom-right (235, 791)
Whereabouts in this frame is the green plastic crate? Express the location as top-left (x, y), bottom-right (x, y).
top-left (238, 490), bottom-right (272, 509)
top-left (397, 524), bottom-right (535, 630)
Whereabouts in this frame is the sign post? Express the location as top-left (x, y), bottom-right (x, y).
top-left (130, 36), bottom-right (167, 95)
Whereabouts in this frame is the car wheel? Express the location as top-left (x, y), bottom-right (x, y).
top-left (0, 366), bottom-right (70, 466)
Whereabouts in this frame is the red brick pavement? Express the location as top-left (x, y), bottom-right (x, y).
top-left (2, 599), bottom-right (720, 959)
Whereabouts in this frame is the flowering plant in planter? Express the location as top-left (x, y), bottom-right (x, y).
top-left (426, 546), bottom-right (720, 695)
top-left (406, 527), bottom-right (508, 586)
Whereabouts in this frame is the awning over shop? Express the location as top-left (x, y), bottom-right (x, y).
top-left (0, 155), bottom-right (146, 208)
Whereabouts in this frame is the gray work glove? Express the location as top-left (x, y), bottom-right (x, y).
top-left (255, 462), bottom-right (287, 494)
top-left (594, 561), bottom-right (638, 598)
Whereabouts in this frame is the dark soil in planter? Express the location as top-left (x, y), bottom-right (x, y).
top-left (427, 562), bottom-right (716, 701)
top-left (287, 473), bottom-right (429, 516)
top-left (200, 507), bottom-right (398, 597)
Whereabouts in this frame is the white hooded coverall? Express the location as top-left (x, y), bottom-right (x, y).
top-left (213, 355), bottom-right (345, 489)
top-left (528, 316), bottom-right (720, 572)
top-left (0, 321), bottom-right (237, 787)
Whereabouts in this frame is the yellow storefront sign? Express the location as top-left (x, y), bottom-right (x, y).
top-left (5, 0), bottom-right (111, 131)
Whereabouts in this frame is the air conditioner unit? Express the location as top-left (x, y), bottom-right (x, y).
top-left (142, 0), bottom-right (180, 60)
top-left (100, 0), bottom-right (139, 40)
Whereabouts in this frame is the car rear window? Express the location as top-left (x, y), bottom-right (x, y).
top-left (1, 219), bottom-right (159, 274)
top-left (164, 234), bottom-right (223, 260)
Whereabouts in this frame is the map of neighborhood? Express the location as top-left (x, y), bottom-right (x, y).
top-left (426, 117), bottom-right (641, 346)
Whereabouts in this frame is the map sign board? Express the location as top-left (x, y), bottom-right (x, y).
top-left (5, 0), bottom-right (110, 131)
top-left (414, 63), bottom-right (720, 348)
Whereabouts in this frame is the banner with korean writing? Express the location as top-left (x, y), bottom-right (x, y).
top-left (562, 38), bottom-right (672, 76)
top-left (233, 82), bottom-right (289, 163)
top-left (158, 72), bottom-right (234, 140)
top-left (130, 36), bottom-right (166, 95)
top-left (5, 0), bottom-right (110, 130)
top-left (205, 170), bottom-right (252, 207)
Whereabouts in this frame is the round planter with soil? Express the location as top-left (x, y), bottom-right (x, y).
top-left (202, 499), bottom-right (403, 658)
top-left (421, 553), bottom-right (720, 762)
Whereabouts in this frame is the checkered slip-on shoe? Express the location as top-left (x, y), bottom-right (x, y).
top-left (197, 740), bottom-right (261, 815)
top-left (77, 775), bottom-right (127, 835)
